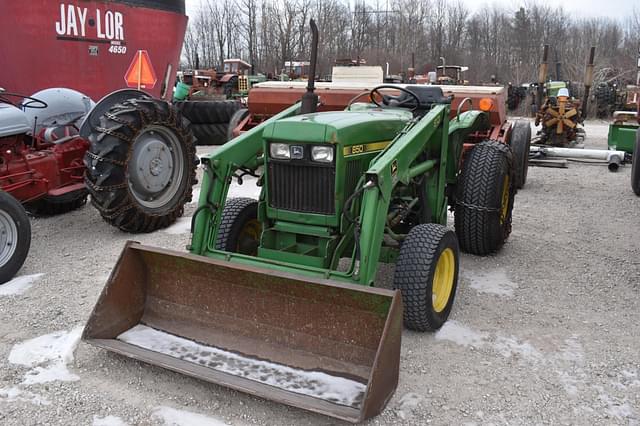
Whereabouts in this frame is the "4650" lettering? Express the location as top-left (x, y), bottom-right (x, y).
top-left (108, 45), bottom-right (127, 54)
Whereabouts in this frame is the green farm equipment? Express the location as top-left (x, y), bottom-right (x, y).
top-left (608, 113), bottom-right (638, 154)
top-left (83, 20), bottom-right (516, 422)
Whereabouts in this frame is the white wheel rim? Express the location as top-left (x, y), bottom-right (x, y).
top-left (0, 209), bottom-right (18, 268)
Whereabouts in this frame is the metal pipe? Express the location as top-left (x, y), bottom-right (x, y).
top-left (537, 45), bottom-right (549, 108)
top-left (607, 153), bottom-right (622, 172)
top-left (531, 146), bottom-right (626, 163)
top-left (456, 98), bottom-right (473, 121)
top-left (408, 159), bottom-right (438, 179)
top-left (582, 46), bottom-right (596, 120)
top-left (300, 19), bottom-right (319, 115)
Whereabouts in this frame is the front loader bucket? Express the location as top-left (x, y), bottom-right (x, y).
top-left (83, 242), bottom-right (402, 423)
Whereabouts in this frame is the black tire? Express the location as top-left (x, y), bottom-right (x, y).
top-left (632, 129), bottom-right (640, 196)
top-left (175, 100), bottom-right (242, 124)
top-left (191, 123), bottom-right (228, 146)
top-left (26, 189), bottom-right (87, 215)
top-left (227, 108), bottom-right (249, 141)
top-left (509, 120), bottom-right (531, 189)
top-left (393, 223), bottom-right (459, 331)
top-left (0, 191), bottom-right (31, 284)
top-left (84, 97), bottom-right (197, 233)
top-left (215, 198), bottom-right (261, 255)
top-left (455, 140), bottom-right (516, 255)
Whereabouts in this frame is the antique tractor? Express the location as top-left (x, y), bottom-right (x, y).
top-left (533, 45), bottom-right (595, 147)
top-left (83, 19), bottom-right (518, 424)
top-left (0, 88), bottom-right (197, 283)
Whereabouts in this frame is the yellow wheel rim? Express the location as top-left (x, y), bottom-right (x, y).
top-left (236, 219), bottom-right (262, 255)
top-left (432, 248), bottom-right (455, 313)
top-left (499, 175), bottom-right (510, 224)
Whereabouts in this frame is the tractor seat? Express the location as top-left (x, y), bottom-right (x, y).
top-left (387, 86), bottom-right (452, 112)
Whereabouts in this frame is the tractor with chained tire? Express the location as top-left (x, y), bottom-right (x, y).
top-left (0, 88), bottom-right (197, 283)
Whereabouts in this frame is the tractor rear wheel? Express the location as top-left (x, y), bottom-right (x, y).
top-left (509, 120), bottom-right (531, 189)
top-left (394, 223), bottom-right (459, 331)
top-left (632, 129), bottom-right (640, 196)
top-left (190, 123), bottom-right (228, 145)
top-left (215, 198), bottom-right (261, 255)
top-left (84, 97), bottom-right (197, 233)
top-left (175, 100), bottom-right (241, 124)
top-left (0, 191), bottom-right (31, 284)
top-left (227, 108), bottom-right (249, 141)
top-left (455, 140), bottom-right (515, 255)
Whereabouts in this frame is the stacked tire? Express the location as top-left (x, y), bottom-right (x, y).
top-left (175, 101), bottom-right (242, 146)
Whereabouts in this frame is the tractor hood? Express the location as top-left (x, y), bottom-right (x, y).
top-left (0, 104), bottom-right (30, 138)
top-left (262, 110), bottom-right (412, 145)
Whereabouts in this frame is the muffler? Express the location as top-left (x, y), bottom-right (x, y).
top-left (83, 242), bottom-right (402, 423)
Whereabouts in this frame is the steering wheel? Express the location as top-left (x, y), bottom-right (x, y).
top-left (0, 92), bottom-right (48, 109)
top-left (370, 85), bottom-right (421, 111)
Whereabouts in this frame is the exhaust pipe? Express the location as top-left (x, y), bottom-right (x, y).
top-left (300, 19), bottom-right (319, 115)
top-left (582, 46), bottom-right (596, 120)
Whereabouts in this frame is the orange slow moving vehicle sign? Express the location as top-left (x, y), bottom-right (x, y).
top-left (124, 50), bottom-right (157, 89)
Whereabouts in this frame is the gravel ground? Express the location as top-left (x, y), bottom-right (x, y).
top-left (0, 119), bottom-right (638, 425)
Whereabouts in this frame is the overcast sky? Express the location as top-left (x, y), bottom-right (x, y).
top-left (185, 0), bottom-right (637, 21)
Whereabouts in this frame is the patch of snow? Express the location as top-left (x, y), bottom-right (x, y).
top-left (8, 326), bottom-right (83, 384)
top-left (227, 176), bottom-right (261, 200)
top-left (190, 187), bottom-right (201, 204)
top-left (598, 393), bottom-right (635, 420)
top-left (435, 321), bottom-right (487, 348)
top-left (152, 406), bottom-right (228, 426)
top-left (466, 270), bottom-right (517, 297)
top-left (0, 386), bottom-right (50, 405)
top-left (396, 392), bottom-right (426, 419)
top-left (92, 415), bottom-right (129, 426)
top-left (162, 217), bottom-right (192, 235)
top-left (119, 325), bottom-right (366, 408)
top-left (0, 273), bottom-right (44, 296)
top-left (493, 336), bottom-right (542, 362)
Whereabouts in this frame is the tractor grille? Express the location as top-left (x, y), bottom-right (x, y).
top-left (345, 160), bottom-right (367, 199)
top-left (268, 162), bottom-right (335, 214)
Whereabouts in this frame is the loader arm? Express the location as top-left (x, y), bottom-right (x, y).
top-left (354, 105), bottom-right (450, 285)
top-left (190, 102), bottom-right (301, 255)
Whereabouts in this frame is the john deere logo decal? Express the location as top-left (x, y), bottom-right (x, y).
top-left (433, 114), bottom-right (441, 128)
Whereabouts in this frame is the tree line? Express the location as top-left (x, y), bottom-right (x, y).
top-left (182, 0), bottom-right (640, 87)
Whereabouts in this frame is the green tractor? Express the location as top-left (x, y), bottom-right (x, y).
top-left (83, 21), bottom-right (516, 423)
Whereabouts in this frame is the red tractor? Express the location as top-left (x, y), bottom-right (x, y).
top-left (0, 88), bottom-right (196, 283)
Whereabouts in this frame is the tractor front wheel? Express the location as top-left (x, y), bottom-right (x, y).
top-left (215, 198), bottom-right (261, 255)
top-left (632, 128), bottom-right (640, 196)
top-left (455, 140), bottom-right (515, 255)
top-left (0, 191), bottom-right (31, 284)
top-left (27, 189), bottom-right (87, 215)
top-left (394, 223), bottom-right (459, 331)
top-left (509, 120), bottom-right (531, 189)
top-left (84, 97), bottom-right (197, 233)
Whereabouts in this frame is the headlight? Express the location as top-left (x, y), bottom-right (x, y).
top-left (311, 146), bottom-right (334, 163)
top-left (270, 143), bottom-right (290, 159)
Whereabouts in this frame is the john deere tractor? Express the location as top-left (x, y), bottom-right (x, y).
top-left (84, 20), bottom-right (516, 423)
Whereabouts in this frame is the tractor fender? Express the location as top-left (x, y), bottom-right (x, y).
top-left (447, 110), bottom-right (490, 137)
top-left (79, 89), bottom-right (150, 138)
